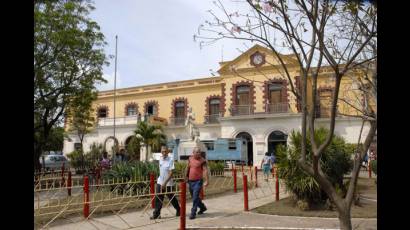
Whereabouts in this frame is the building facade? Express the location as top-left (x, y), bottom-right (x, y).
top-left (63, 45), bottom-right (372, 165)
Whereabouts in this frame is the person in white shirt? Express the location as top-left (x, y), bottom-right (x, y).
top-left (150, 145), bottom-right (180, 219)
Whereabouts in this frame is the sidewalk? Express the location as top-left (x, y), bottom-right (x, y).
top-left (46, 182), bottom-right (285, 230)
top-left (45, 179), bottom-right (376, 230)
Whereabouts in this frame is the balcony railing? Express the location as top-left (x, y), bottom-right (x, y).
top-left (230, 105), bottom-right (253, 116)
top-left (204, 114), bottom-right (221, 124)
top-left (168, 117), bottom-right (186, 126)
top-left (98, 115), bottom-right (139, 126)
top-left (265, 103), bottom-right (289, 113)
top-left (230, 103), bottom-right (289, 116)
top-left (314, 105), bottom-right (343, 118)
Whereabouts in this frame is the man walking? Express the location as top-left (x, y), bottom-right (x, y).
top-left (150, 145), bottom-right (180, 219)
top-left (185, 147), bottom-right (209, 219)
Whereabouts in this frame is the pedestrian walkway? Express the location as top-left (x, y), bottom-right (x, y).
top-left (45, 178), bottom-right (376, 230)
top-left (46, 178), bottom-right (285, 230)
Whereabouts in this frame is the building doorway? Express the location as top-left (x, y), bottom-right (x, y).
top-left (267, 131), bottom-right (287, 157)
top-left (104, 136), bottom-right (119, 157)
top-left (236, 132), bottom-right (253, 165)
top-left (125, 136), bottom-right (140, 161)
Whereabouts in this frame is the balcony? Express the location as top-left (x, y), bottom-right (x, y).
top-left (265, 103), bottom-right (289, 113)
top-left (230, 103), bottom-right (289, 116)
top-left (204, 114), bottom-right (221, 124)
top-left (168, 117), bottom-right (186, 126)
top-left (97, 114), bottom-right (167, 127)
top-left (97, 115), bottom-right (139, 126)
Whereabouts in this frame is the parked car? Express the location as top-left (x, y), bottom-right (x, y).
top-left (40, 155), bottom-right (70, 171)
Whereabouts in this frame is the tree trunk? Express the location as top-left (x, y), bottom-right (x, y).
top-left (145, 144), bottom-right (149, 161)
top-left (34, 142), bottom-right (42, 171)
top-left (338, 209), bottom-right (352, 230)
top-left (80, 139), bottom-right (85, 172)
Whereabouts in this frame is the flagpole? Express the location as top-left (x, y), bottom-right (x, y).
top-left (114, 35), bottom-right (118, 147)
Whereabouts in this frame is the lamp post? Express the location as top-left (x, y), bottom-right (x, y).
top-left (113, 35), bottom-right (118, 145)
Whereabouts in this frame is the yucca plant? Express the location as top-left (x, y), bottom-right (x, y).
top-left (276, 128), bottom-right (353, 207)
top-left (102, 161), bottom-right (159, 194)
top-left (102, 161), bottom-right (159, 181)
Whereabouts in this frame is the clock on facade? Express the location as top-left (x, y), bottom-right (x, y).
top-left (250, 51), bottom-right (265, 67)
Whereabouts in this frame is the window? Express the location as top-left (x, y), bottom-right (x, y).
top-left (236, 86), bottom-right (250, 105)
top-left (74, 143), bottom-right (82, 151)
top-left (228, 141), bottom-right (237, 150)
top-left (204, 142), bottom-right (214, 151)
top-left (209, 99), bottom-right (220, 115)
top-left (175, 101), bottom-right (185, 118)
top-left (269, 83), bottom-right (283, 104)
top-left (97, 108), bottom-right (107, 118)
top-left (319, 90), bottom-right (332, 118)
top-left (147, 104), bottom-right (157, 115)
top-left (126, 105), bottom-right (136, 116)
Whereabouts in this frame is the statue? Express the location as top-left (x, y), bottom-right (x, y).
top-left (137, 112), bottom-right (142, 123)
top-left (186, 107), bottom-right (200, 141)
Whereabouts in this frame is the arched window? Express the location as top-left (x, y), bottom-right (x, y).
top-left (268, 83), bottom-right (283, 104)
top-left (174, 101), bottom-right (185, 118)
top-left (146, 103), bottom-right (157, 116)
top-left (317, 88), bottom-right (333, 118)
top-left (126, 104), bottom-right (137, 116)
top-left (236, 86), bottom-right (250, 105)
top-left (267, 82), bottom-right (287, 113)
top-left (97, 107), bottom-right (107, 118)
top-left (209, 98), bottom-right (220, 115)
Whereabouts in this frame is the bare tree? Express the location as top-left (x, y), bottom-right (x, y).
top-left (196, 1), bottom-right (376, 229)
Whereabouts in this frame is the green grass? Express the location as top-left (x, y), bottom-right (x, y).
top-left (252, 178), bottom-right (377, 218)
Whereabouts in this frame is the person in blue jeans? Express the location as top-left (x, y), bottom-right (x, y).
top-left (185, 147), bottom-right (209, 219)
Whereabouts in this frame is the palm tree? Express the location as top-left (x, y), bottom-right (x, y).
top-left (134, 121), bottom-right (166, 161)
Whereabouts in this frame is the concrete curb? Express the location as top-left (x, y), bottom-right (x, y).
top-left (186, 227), bottom-right (340, 230)
top-left (246, 212), bottom-right (377, 220)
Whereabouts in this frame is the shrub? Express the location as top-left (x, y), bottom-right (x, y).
top-left (67, 143), bottom-right (104, 173)
top-left (174, 161), bottom-right (188, 177)
top-left (276, 128), bottom-right (353, 207)
top-left (102, 161), bottom-right (159, 182)
top-left (66, 150), bottom-right (83, 170)
top-left (84, 143), bottom-right (103, 170)
top-left (208, 161), bottom-right (225, 173)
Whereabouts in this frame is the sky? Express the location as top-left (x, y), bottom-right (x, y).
top-left (89, 0), bottom-right (253, 91)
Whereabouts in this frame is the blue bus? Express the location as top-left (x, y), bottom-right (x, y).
top-left (167, 138), bottom-right (248, 164)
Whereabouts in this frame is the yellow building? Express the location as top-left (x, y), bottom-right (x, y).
top-left (64, 44), bottom-right (373, 165)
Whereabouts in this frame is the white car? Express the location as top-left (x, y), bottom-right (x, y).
top-left (40, 155), bottom-right (70, 171)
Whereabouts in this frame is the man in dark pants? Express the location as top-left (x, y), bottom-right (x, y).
top-left (185, 147), bottom-right (209, 219)
top-left (150, 146), bottom-right (180, 219)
